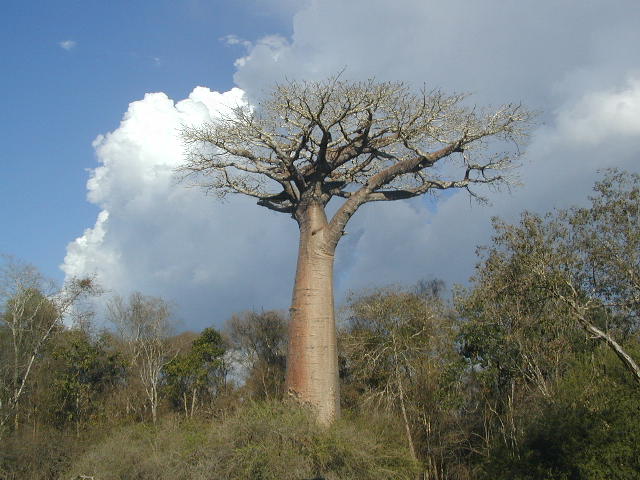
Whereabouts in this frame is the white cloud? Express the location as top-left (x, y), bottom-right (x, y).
top-left (233, 35), bottom-right (289, 70)
top-left (63, 87), bottom-right (300, 330)
top-left (555, 77), bottom-right (640, 146)
top-left (59, 40), bottom-right (76, 51)
top-left (221, 34), bottom-right (253, 50)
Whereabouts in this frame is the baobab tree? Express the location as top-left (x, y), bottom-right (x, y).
top-left (180, 77), bottom-right (531, 424)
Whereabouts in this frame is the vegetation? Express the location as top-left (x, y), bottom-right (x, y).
top-left (67, 402), bottom-right (418, 480)
top-left (1, 170), bottom-right (638, 479)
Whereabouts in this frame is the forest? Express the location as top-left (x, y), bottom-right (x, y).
top-left (1, 169), bottom-right (639, 479)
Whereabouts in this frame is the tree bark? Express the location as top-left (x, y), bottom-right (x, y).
top-left (577, 316), bottom-right (640, 385)
top-left (286, 202), bottom-right (340, 425)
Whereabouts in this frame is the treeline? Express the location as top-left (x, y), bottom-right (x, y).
top-left (1, 170), bottom-right (639, 479)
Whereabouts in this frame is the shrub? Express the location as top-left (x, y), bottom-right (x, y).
top-left (480, 346), bottom-right (640, 480)
top-left (66, 401), bottom-right (418, 480)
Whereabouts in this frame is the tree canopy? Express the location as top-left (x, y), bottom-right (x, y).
top-left (181, 76), bottom-right (531, 236)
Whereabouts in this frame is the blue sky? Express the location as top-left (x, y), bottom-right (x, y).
top-left (0, 0), bottom-right (287, 280)
top-left (2, 1), bottom-right (639, 329)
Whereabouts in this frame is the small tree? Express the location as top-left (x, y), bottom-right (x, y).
top-left (108, 292), bottom-right (176, 424)
top-left (0, 256), bottom-right (98, 434)
top-left (459, 170), bottom-right (640, 390)
top-left (49, 328), bottom-right (124, 434)
top-left (225, 310), bottom-right (288, 400)
top-left (180, 77), bottom-right (531, 423)
top-left (164, 327), bottom-right (227, 417)
top-left (340, 286), bottom-right (465, 477)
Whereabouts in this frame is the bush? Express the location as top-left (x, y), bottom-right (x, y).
top-left (66, 400), bottom-right (419, 480)
top-left (480, 346), bottom-right (640, 480)
top-left (0, 426), bottom-right (86, 480)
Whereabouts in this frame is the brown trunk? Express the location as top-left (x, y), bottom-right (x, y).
top-left (286, 202), bottom-right (340, 425)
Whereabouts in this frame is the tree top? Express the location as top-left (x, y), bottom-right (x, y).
top-left (179, 76), bottom-right (532, 241)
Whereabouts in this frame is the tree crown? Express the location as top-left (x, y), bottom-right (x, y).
top-left (180, 77), bottom-right (532, 244)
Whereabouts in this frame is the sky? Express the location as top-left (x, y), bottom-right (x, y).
top-left (1, 0), bottom-right (639, 330)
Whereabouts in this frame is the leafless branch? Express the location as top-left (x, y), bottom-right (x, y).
top-left (178, 76), bottom-right (532, 238)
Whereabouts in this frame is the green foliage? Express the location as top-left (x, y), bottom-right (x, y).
top-left (457, 212), bottom-right (589, 386)
top-left (457, 169), bottom-right (640, 477)
top-left (566, 169), bottom-right (640, 334)
top-left (48, 329), bottom-right (125, 428)
top-left (481, 346), bottom-right (640, 480)
top-left (66, 401), bottom-right (419, 480)
top-left (163, 327), bottom-right (227, 415)
top-left (1, 284), bottom-right (61, 433)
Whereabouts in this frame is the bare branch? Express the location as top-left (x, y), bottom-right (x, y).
top-left (178, 76), bottom-right (532, 223)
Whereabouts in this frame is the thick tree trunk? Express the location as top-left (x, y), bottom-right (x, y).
top-left (286, 202), bottom-right (340, 425)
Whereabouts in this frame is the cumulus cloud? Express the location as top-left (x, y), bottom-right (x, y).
top-left (555, 77), bottom-right (640, 145)
top-left (63, 87), bottom-right (300, 330)
top-left (65, 0), bottom-right (640, 330)
top-left (59, 40), bottom-right (76, 50)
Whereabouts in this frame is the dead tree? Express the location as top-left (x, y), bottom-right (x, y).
top-left (180, 77), bottom-right (531, 424)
